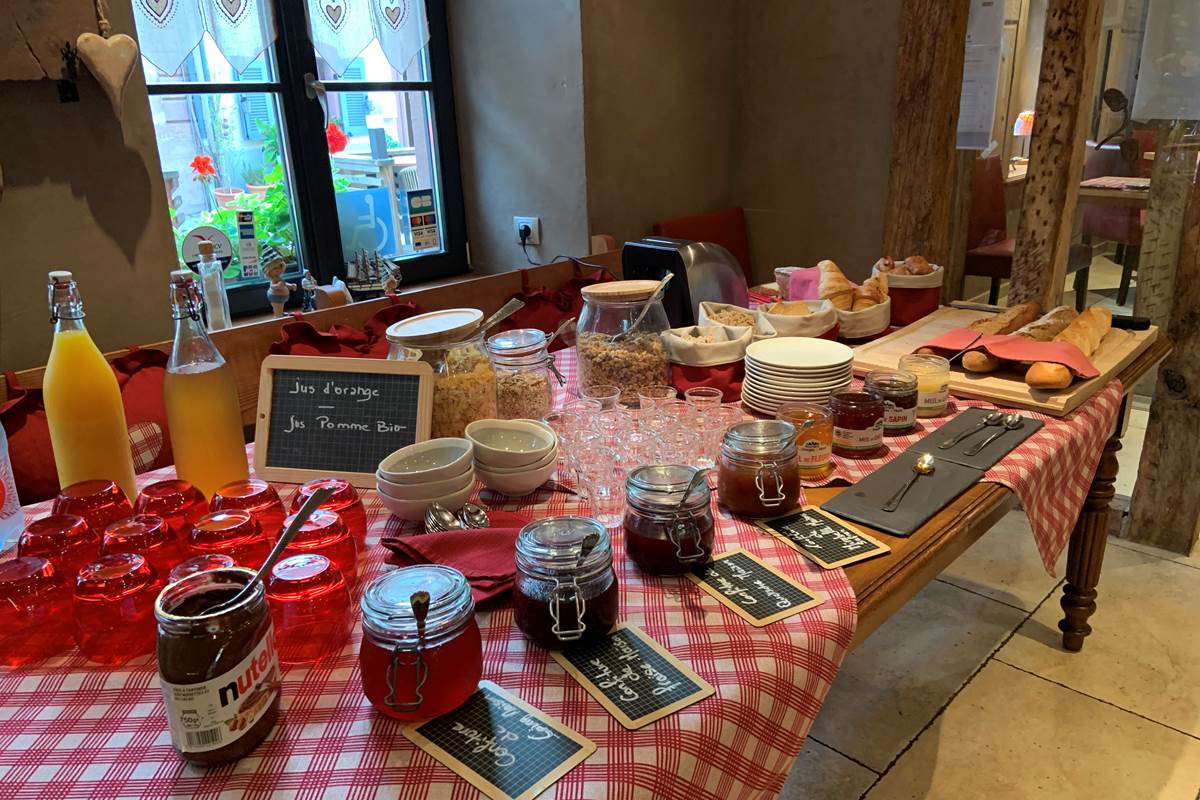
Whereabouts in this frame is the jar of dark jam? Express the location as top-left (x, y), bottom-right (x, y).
top-left (514, 516), bottom-right (619, 649)
top-left (830, 391), bottom-right (885, 458)
top-left (716, 420), bottom-right (802, 518)
top-left (155, 567), bottom-right (279, 766)
top-left (624, 465), bottom-right (715, 575)
top-left (865, 370), bottom-right (918, 435)
top-left (359, 565), bottom-right (482, 722)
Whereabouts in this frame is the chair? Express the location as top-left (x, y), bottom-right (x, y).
top-left (1082, 142), bottom-right (1144, 306)
top-left (963, 155), bottom-right (1017, 305)
top-left (652, 207), bottom-right (754, 282)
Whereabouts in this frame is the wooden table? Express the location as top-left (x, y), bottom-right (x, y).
top-left (1077, 185), bottom-right (1150, 208)
top-left (821, 337), bottom-right (1172, 651)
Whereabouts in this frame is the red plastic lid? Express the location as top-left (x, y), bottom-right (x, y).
top-left (267, 553), bottom-right (345, 599)
top-left (0, 556), bottom-right (63, 601)
top-left (190, 510), bottom-right (263, 549)
top-left (102, 514), bottom-right (169, 554)
top-left (56, 479), bottom-right (129, 509)
top-left (283, 508), bottom-right (348, 549)
top-left (212, 479), bottom-right (281, 510)
top-left (136, 480), bottom-right (205, 516)
top-left (75, 553), bottom-right (156, 599)
top-left (292, 477), bottom-right (359, 511)
top-left (168, 553), bottom-right (236, 584)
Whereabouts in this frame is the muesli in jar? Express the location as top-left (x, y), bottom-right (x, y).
top-left (576, 281), bottom-right (672, 406)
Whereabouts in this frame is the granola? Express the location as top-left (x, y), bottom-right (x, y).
top-left (496, 369), bottom-right (553, 420)
top-left (706, 307), bottom-right (756, 327)
top-left (577, 331), bottom-right (668, 405)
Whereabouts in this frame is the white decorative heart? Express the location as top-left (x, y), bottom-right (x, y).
top-left (325, 2), bottom-right (345, 28)
top-left (75, 33), bottom-right (139, 119)
top-left (218, 0), bottom-right (244, 23)
top-left (141, 0), bottom-right (172, 25)
top-left (382, 2), bottom-right (404, 28)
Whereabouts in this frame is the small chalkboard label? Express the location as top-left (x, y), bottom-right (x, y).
top-left (254, 355), bottom-right (433, 487)
top-left (404, 681), bottom-right (595, 800)
top-left (757, 506), bottom-right (890, 569)
top-left (687, 548), bottom-right (824, 626)
top-left (551, 624), bottom-right (714, 729)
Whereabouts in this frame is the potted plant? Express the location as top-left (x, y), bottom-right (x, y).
top-left (242, 164), bottom-right (271, 197)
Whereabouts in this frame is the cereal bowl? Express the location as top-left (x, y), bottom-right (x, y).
top-left (376, 465), bottom-right (475, 501)
top-left (376, 481), bottom-right (475, 523)
top-left (472, 446), bottom-right (556, 475)
top-left (464, 419), bottom-right (557, 469)
top-left (475, 458), bottom-right (557, 497)
top-left (378, 438), bottom-right (474, 485)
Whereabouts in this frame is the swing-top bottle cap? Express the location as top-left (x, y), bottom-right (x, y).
top-left (48, 270), bottom-right (73, 283)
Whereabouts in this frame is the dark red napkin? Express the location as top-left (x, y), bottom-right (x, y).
top-left (919, 328), bottom-right (1100, 378)
top-left (381, 511), bottom-right (530, 604)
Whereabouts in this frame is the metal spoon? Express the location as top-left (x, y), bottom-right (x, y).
top-left (882, 453), bottom-right (935, 512)
top-left (675, 468), bottom-right (710, 510)
top-left (476, 298), bottom-right (525, 337)
top-left (938, 411), bottom-right (1003, 450)
top-left (424, 502), bottom-right (464, 533)
top-left (204, 486), bottom-right (335, 615)
top-left (610, 273), bottom-right (673, 343)
top-left (963, 413), bottom-right (1023, 456)
top-left (459, 503), bottom-right (491, 529)
top-left (545, 316), bottom-right (576, 348)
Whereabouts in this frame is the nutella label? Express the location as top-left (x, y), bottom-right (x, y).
top-left (882, 400), bottom-right (917, 431)
top-left (160, 625), bottom-right (280, 753)
top-left (797, 436), bottom-right (832, 468)
top-left (918, 385), bottom-right (949, 412)
top-left (833, 420), bottom-right (884, 452)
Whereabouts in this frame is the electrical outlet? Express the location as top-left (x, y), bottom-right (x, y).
top-left (513, 216), bottom-right (541, 246)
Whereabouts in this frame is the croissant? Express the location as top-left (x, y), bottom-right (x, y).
top-left (852, 274), bottom-right (888, 311)
top-left (819, 260), bottom-right (855, 310)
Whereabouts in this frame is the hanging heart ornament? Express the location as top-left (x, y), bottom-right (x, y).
top-left (76, 32), bottom-right (139, 118)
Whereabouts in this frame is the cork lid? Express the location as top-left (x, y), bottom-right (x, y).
top-left (385, 308), bottom-right (483, 344)
top-left (197, 240), bottom-right (216, 255)
top-left (580, 280), bottom-right (661, 302)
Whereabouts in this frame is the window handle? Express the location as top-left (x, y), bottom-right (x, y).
top-left (303, 73), bottom-right (329, 123)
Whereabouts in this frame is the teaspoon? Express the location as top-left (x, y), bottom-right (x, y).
top-left (939, 411), bottom-right (1002, 450)
top-left (963, 413), bottom-right (1023, 456)
top-left (882, 453), bottom-right (935, 512)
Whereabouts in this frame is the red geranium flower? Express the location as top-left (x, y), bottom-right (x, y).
top-left (326, 121), bottom-right (348, 155)
top-left (190, 154), bottom-right (216, 182)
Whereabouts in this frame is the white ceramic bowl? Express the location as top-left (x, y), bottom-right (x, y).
top-left (473, 446), bottom-right (557, 475)
top-left (376, 464), bottom-right (475, 501)
top-left (376, 480), bottom-right (476, 523)
top-left (465, 419), bottom-right (557, 469)
top-left (476, 458), bottom-right (557, 496)
top-left (378, 438), bottom-right (474, 485)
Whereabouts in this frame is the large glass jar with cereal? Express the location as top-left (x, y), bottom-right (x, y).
top-left (385, 310), bottom-right (498, 438)
top-left (576, 281), bottom-right (670, 406)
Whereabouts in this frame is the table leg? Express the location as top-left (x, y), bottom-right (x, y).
top-left (1058, 419), bottom-right (1123, 652)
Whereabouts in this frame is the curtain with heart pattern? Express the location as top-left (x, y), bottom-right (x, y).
top-left (307, 0), bottom-right (429, 77)
top-left (133, 0), bottom-right (277, 75)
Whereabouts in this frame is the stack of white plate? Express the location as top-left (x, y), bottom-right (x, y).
top-left (741, 337), bottom-right (855, 415)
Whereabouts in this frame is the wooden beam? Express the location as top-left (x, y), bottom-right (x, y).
top-left (1008, 0), bottom-right (1104, 309)
top-left (882, 0), bottom-right (970, 266)
top-left (1128, 135), bottom-right (1200, 555)
top-left (943, 149), bottom-right (977, 303)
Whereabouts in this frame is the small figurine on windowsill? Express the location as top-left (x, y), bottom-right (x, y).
top-left (382, 264), bottom-right (403, 295)
top-left (264, 259), bottom-right (296, 317)
top-left (300, 270), bottom-right (318, 312)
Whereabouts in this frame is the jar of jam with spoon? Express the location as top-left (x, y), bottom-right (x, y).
top-left (624, 465), bottom-right (714, 575)
top-left (716, 420), bottom-right (802, 517)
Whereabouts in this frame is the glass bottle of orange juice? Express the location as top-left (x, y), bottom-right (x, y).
top-left (43, 271), bottom-right (138, 500)
top-left (163, 270), bottom-right (249, 496)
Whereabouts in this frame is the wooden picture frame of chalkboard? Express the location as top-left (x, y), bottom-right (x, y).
top-left (253, 355), bottom-right (434, 488)
top-left (551, 624), bottom-right (715, 730)
top-left (756, 506), bottom-right (891, 569)
top-left (686, 548), bottom-right (826, 627)
top-left (403, 680), bottom-right (596, 800)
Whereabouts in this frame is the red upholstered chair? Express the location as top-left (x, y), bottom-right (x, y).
top-left (652, 207), bottom-right (754, 282)
top-left (1082, 142), bottom-right (1144, 305)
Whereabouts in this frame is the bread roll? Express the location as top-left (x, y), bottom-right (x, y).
top-left (1024, 307), bottom-right (1112, 389)
top-left (819, 260), bottom-right (855, 310)
top-left (967, 302), bottom-right (1042, 335)
top-left (763, 301), bottom-right (811, 317)
top-left (852, 274), bottom-right (888, 311)
top-left (902, 255), bottom-right (933, 275)
top-left (873, 256), bottom-right (897, 273)
top-left (962, 306), bottom-right (1078, 373)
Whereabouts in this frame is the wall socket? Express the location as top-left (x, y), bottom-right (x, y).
top-left (513, 216), bottom-right (541, 246)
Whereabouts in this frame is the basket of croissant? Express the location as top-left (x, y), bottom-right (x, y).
top-left (818, 260), bottom-right (892, 340)
top-left (871, 255), bottom-right (944, 325)
top-left (758, 299), bottom-right (839, 339)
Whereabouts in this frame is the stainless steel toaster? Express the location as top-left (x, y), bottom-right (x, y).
top-left (621, 237), bottom-right (749, 327)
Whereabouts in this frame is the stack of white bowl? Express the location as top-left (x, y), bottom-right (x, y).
top-left (741, 337), bottom-right (855, 415)
top-left (465, 419), bottom-right (558, 496)
top-left (376, 438), bottom-right (476, 522)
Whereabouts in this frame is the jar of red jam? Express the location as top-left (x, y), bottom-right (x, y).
top-left (0, 556), bottom-right (71, 667)
top-left (865, 370), bottom-right (919, 435)
top-left (53, 479), bottom-right (133, 534)
top-left (624, 465), bottom-right (715, 575)
top-left (291, 478), bottom-right (367, 545)
top-left (136, 480), bottom-right (207, 543)
top-left (359, 565), bottom-right (482, 721)
top-left (18, 514), bottom-right (99, 582)
top-left (188, 510), bottom-right (270, 568)
top-left (716, 420), bottom-right (802, 518)
top-left (102, 514), bottom-right (186, 579)
top-left (830, 391), bottom-right (885, 458)
top-left (281, 508), bottom-right (358, 588)
top-left (211, 479), bottom-right (285, 541)
top-left (514, 517), bottom-right (619, 649)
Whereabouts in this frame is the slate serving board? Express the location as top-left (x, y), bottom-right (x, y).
top-left (907, 407), bottom-right (1044, 470)
top-left (821, 451), bottom-right (984, 538)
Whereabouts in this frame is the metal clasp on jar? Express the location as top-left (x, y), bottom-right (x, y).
top-left (549, 577), bottom-right (587, 641)
top-left (384, 646), bottom-right (428, 710)
top-left (667, 513), bottom-right (706, 563)
top-left (754, 461), bottom-right (787, 507)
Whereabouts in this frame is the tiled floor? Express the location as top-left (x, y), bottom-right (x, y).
top-left (780, 511), bottom-right (1200, 799)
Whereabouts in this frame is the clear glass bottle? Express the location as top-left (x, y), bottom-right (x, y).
top-left (163, 271), bottom-right (249, 496)
top-left (486, 329), bottom-right (561, 421)
top-left (42, 271), bottom-right (138, 501)
top-left (576, 281), bottom-right (671, 406)
top-left (197, 241), bottom-right (232, 331)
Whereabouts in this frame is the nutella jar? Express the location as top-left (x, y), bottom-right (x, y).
top-left (155, 567), bottom-right (279, 765)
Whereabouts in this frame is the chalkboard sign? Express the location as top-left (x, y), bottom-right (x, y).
top-left (551, 624), bottom-right (714, 729)
top-left (687, 548), bottom-right (824, 626)
top-left (254, 355), bottom-right (433, 487)
top-left (757, 507), bottom-right (890, 569)
top-left (404, 680), bottom-right (595, 800)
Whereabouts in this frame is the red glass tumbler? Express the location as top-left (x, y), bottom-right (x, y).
top-left (188, 511), bottom-right (270, 569)
top-left (266, 554), bottom-right (352, 665)
top-left (0, 556), bottom-right (72, 667)
top-left (291, 478), bottom-right (366, 544)
top-left (168, 553), bottom-right (236, 584)
top-left (73, 553), bottom-right (159, 664)
top-left (17, 514), bottom-right (99, 582)
top-left (281, 508), bottom-right (358, 588)
top-left (211, 479), bottom-right (285, 541)
top-left (53, 479), bottom-right (133, 534)
top-left (101, 514), bottom-right (185, 579)
top-left (135, 479), bottom-right (207, 543)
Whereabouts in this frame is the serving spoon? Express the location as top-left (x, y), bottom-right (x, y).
top-left (610, 273), bottom-right (673, 344)
top-left (475, 298), bottom-right (526, 337)
top-left (882, 453), bottom-right (935, 512)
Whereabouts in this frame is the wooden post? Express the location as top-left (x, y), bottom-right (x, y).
top-left (881, 0), bottom-right (970, 266)
top-left (1007, 0), bottom-right (1103, 309)
top-left (943, 149), bottom-right (977, 303)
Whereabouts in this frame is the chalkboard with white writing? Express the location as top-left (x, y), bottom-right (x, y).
top-left (404, 681), bottom-right (596, 800)
top-left (757, 507), bottom-right (890, 569)
top-left (551, 624), bottom-right (713, 729)
top-left (254, 355), bottom-right (433, 487)
top-left (687, 548), bottom-right (825, 627)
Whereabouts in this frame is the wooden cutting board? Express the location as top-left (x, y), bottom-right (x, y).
top-left (852, 307), bottom-right (1158, 416)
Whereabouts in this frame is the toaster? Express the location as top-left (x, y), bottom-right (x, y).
top-left (621, 237), bottom-right (749, 328)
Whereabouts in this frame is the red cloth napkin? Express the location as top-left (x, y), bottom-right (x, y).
top-left (919, 328), bottom-right (1100, 378)
top-left (380, 511), bottom-right (529, 604)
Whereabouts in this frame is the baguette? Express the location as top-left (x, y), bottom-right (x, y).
top-left (962, 306), bottom-right (1078, 373)
top-left (1024, 307), bottom-right (1112, 389)
top-left (967, 302), bottom-right (1042, 335)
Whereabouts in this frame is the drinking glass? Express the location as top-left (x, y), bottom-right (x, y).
top-left (53, 479), bottom-right (133, 535)
top-left (168, 553), bottom-right (236, 584)
top-left (211, 479), bottom-right (285, 542)
top-left (135, 479), bottom-right (207, 543)
top-left (656, 428), bottom-right (702, 468)
top-left (73, 553), bottom-right (159, 664)
top-left (282, 508), bottom-right (358, 588)
top-left (267, 554), bottom-right (352, 665)
top-left (592, 408), bottom-right (633, 448)
top-left (684, 387), bottom-right (724, 413)
top-left (101, 514), bottom-right (186, 579)
top-left (0, 556), bottom-right (71, 667)
top-left (636, 385), bottom-right (676, 427)
top-left (18, 514), bottom-right (99, 583)
top-left (188, 510), bottom-right (270, 569)
top-left (699, 406), bottom-right (745, 469)
top-left (291, 478), bottom-right (367, 546)
top-left (562, 399), bottom-right (602, 435)
top-left (580, 383), bottom-right (621, 410)
top-left (582, 465), bottom-right (625, 528)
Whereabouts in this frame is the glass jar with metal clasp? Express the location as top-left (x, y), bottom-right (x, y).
top-left (358, 565), bottom-right (482, 722)
top-left (624, 464), bottom-right (715, 575)
top-left (486, 328), bottom-right (565, 421)
top-left (513, 516), bottom-right (619, 650)
top-left (716, 420), bottom-right (802, 518)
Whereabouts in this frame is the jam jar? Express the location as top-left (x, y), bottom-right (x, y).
top-left (898, 353), bottom-right (950, 417)
top-left (155, 567), bottom-right (279, 765)
top-left (830, 391), bottom-right (885, 458)
top-left (359, 565), bottom-right (482, 722)
top-left (716, 420), bottom-right (802, 518)
top-left (514, 516), bottom-right (619, 649)
top-left (624, 465), bottom-right (715, 575)
top-left (865, 370), bottom-right (918, 435)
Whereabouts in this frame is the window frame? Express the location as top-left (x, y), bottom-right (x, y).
top-left (146, 0), bottom-right (467, 316)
